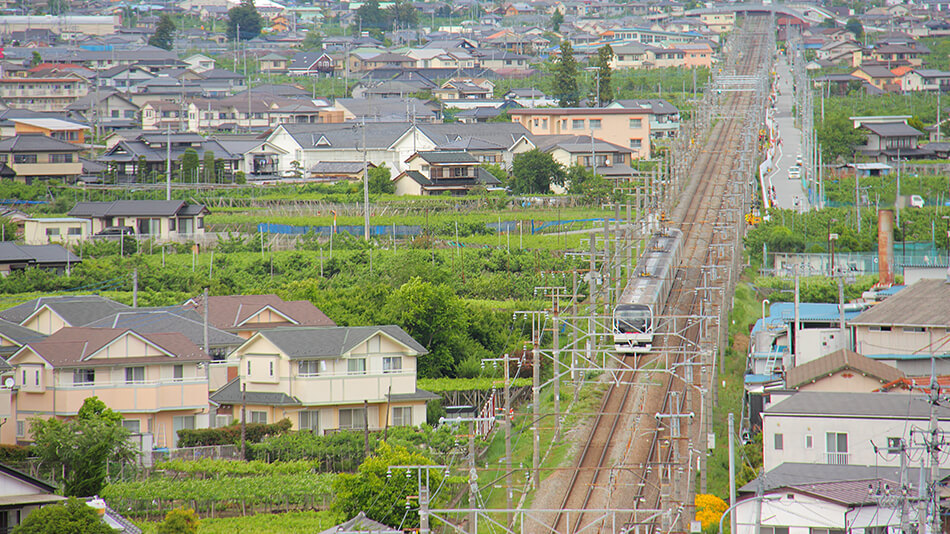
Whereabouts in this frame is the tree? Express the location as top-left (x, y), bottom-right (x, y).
top-left (552, 41), bottom-right (580, 107)
top-left (551, 10), bottom-right (563, 32)
top-left (566, 165), bottom-right (613, 204)
top-left (46, 0), bottom-right (68, 15)
top-left (13, 497), bottom-right (114, 534)
top-left (157, 508), bottom-right (200, 534)
top-left (180, 148), bottom-right (200, 183)
top-left (30, 397), bottom-right (135, 497)
top-left (29, 51), bottom-right (41, 67)
top-left (386, 0), bottom-right (418, 28)
top-left (289, 160), bottom-right (303, 179)
top-left (817, 111), bottom-right (867, 162)
top-left (227, 0), bottom-right (264, 41)
top-left (332, 442), bottom-right (443, 529)
top-left (368, 164), bottom-right (394, 194)
top-left (845, 18), bottom-right (863, 40)
top-left (510, 149), bottom-right (565, 194)
top-left (0, 217), bottom-right (17, 241)
top-left (356, 0), bottom-right (387, 30)
top-left (301, 29), bottom-right (323, 50)
top-left (148, 14), bottom-right (176, 51)
top-left (203, 151), bottom-right (215, 183)
top-left (594, 44), bottom-right (613, 106)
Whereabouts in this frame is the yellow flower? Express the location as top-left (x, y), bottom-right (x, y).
top-left (694, 493), bottom-right (728, 529)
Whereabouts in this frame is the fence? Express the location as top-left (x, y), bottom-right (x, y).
top-left (767, 244), bottom-right (949, 277)
top-left (151, 444), bottom-right (241, 463)
top-left (256, 219), bottom-right (609, 237)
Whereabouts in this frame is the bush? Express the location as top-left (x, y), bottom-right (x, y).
top-left (176, 419), bottom-right (292, 447)
top-left (0, 444), bottom-right (30, 463)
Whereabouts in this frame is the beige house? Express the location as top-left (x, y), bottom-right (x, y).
top-left (23, 218), bottom-right (91, 246)
top-left (0, 465), bottom-right (66, 532)
top-left (700, 11), bottom-right (736, 33)
top-left (211, 326), bottom-right (436, 433)
top-left (0, 75), bottom-right (88, 112)
top-left (0, 134), bottom-right (84, 184)
top-left (509, 108), bottom-right (653, 159)
top-left (181, 293), bottom-right (336, 340)
top-left (784, 348), bottom-right (905, 393)
top-left (6, 327), bottom-right (211, 447)
top-left (0, 295), bottom-right (131, 336)
top-left (67, 200), bottom-right (209, 241)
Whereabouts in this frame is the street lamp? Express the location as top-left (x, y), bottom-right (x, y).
top-left (827, 218), bottom-right (838, 274)
top-left (761, 299), bottom-right (770, 326)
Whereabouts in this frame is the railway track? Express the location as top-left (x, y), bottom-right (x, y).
top-left (548, 17), bottom-right (772, 534)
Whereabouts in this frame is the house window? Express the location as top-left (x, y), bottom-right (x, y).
top-left (269, 361), bottom-right (274, 377)
top-left (571, 119), bottom-right (585, 129)
top-left (347, 358), bottom-right (366, 375)
top-left (49, 153), bottom-right (73, 163)
top-left (299, 410), bottom-right (320, 432)
top-left (392, 407), bottom-right (412, 426)
top-left (45, 228), bottom-right (60, 237)
top-left (903, 326), bottom-right (925, 333)
top-left (247, 361), bottom-right (251, 375)
top-left (173, 415), bottom-right (196, 436)
top-left (805, 435), bottom-right (813, 449)
top-left (250, 411), bottom-right (267, 424)
top-left (173, 364), bottom-right (183, 381)
top-left (339, 408), bottom-right (367, 429)
top-left (214, 415), bottom-right (231, 428)
top-left (629, 139), bottom-right (642, 149)
top-left (589, 119), bottom-right (602, 129)
top-left (383, 357), bottom-right (402, 374)
top-left (613, 154), bottom-right (625, 164)
top-left (869, 326), bottom-right (892, 332)
top-left (73, 368), bottom-right (95, 386)
top-left (169, 218), bottom-right (176, 232)
top-left (773, 433), bottom-right (784, 450)
top-left (122, 420), bottom-right (141, 433)
top-left (298, 360), bottom-right (320, 376)
top-left (197, 217), bottom-right (204, 229)
top-left (16, 421), bottom-right (24, 437)
top-left (826, 432), bottom-right (848, 465)
top-left (13, 154), bottom-right (37, 164)
top-left (67, 227), bottom-right (81, 236)
top-left (761, 528), bottom-right (789, 534)
top-left (125, 366), bottom-right (145, 384)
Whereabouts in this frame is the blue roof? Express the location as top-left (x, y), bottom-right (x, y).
top-left (877, 285), bottom-right (906, 297)
top-left (750, 316), bottom-right (786, 335)
top-left (768, 302), bottom-right (864, 322)
top-left (867, 353), bottom-right (950, 361)
top-left (745, 374), bottom-right (781, 384)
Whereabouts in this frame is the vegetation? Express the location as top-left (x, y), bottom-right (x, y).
top-left (552, 41), bottom-right (581, 107)
top-left (226, 0), bottom-right (264, 41)
top-left (176, 419), bottom-right (292, 448)
top-left (157, 509), bottom-right (200, 534)
top-left (511, 150), bottom-right (566, 194)
top-left (29, 397), bottom-right (135, 497)
top-left (593, 45), bottom-right (614, 106)
top-left (149, 15), bottom-right (177, 51)
top-left (136, 511), bottom-right (337, 534)
top-left (13, 498), bottom-right (114, 534)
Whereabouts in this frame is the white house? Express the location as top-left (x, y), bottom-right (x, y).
top-left (763, 391), bottom-right (950, 471)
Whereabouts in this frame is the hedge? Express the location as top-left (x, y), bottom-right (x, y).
top-left (176, 419), bottom-right (292, 447)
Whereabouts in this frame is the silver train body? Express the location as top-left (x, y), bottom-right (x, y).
top-left (613, 227), bottom-right (683, 353)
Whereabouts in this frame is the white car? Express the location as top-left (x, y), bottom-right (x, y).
top-left (788, 166), bottom-right (801, 179)
top-left (795, 154), bottom-right (802, 165)
top-left (910, 194), bottom-right (924, 208)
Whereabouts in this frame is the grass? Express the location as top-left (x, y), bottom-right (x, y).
top-left (134, 510), bottom-right (339, 533)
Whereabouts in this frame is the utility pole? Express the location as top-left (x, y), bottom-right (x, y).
top-left (203, 287), bottom-right (210, 355)
top-left (132, 268), bottom-right (138, 308)
top-left (362, 120), bottom-right (370, 241)
top-left (728, 413), bottom-right (737, 534)
top-left (532, 322), bottom-right (540, 490)
top-left (240, 383), bottom-right (247, 460)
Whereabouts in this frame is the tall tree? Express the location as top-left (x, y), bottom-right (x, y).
top-left (29, 51), bottom-right (41, 67)
top-left (368, 164), bottom-right (394, 194)
top-left (552, 41), bottom-right (580, 107)
top-left (594, 44), bottom-right (613, 106)
top-left (30, 397), bottom-right (135, 497)
top-left (46, 0), bottom-right (69, 15)
top-left (386, 0), bottom-right (418, 28)
top-left (203, 150), bottom-right (216, 183)
top-left (227, 0), bottom-right (264, 41)
top-left (301, 29), bottom-right (323, 50)
top-left (180, 148), bottom-right (200, 182)
top-left (551, 10), bottom-right (563, 32)
top-left (845, 18), bottom-right (863, 41)
top-left (13, 498), bottom-right (113, 534)
top-left (148, 14), bottom-right (176, 51)
top-left (356, 0), bottom-right (387, 30)
top-left (511, 149), bottom-right (565, 194)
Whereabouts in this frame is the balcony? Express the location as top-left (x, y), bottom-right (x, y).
top-left (825, 452), bottom-right (849, 465)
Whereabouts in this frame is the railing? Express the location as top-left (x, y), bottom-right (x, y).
top-left (826, 452), bottom-right (849, 465)
top-left (153, 444), bottom-right (240, 462)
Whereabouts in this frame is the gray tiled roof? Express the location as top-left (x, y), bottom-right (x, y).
top-left (84, 310), bottom-right (244, 349)
top-left (0, 243), bottom-right (80, 264)
top-left (209, 378), bottom-right (300, 406)
top-left (0, 295), bottom-right (129, 326)
top-left (0, 319), bottom-right (45, 346)
top-left (850, 279), bottom-right (950, 327)
top-left (0, 134), bottom-right (82, 153)
top-left (740, 462), bottom-right (950, 494)
top-left (414, 151), bottom-right (479, 164)
top-left (417, 122), bottom-right (534, 149)
top-left (863, 122), bottom-right (924, 137)
top-left (258, 325), bottom-right (427, 359)
top-left (765, 391), bottom-right (950, 419)
top-left (69, 200), bottom-right (207, 218)
top-left (279, 122), bottom-right (411, 150)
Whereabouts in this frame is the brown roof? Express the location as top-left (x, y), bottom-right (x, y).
top-left (786, 348), bottom-right (904, 390)
top-left (850, 279), bottom-right (950, 327)
top-left (17, 327), bottom-right (209, 368)
top-left (183, 294), bottom-right (335, 330)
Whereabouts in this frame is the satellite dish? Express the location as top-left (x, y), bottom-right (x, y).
top-left (3, 377), bottom-right (14, 388)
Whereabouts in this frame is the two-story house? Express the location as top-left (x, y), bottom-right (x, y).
top-left (6, 327), bottom-right (211, 448)
top-left (0, 134), bottom-right (84, 184)
top-left (0, 295), bottom-right (131, 335)
top-left (68, 200), bottom-right (209, 240)
top-left (0, 74), bottom-right (89, 112)
top-left (762, 391), bottom-right (950, 471)
top-left (855, 121), bottom-right (924, 161)
top-left (508, 108), bottom-right (653, 159)
top-left (210, 326), bottom-right (437, 433)
top-left (181, 293), bottom-right (336, 340)
top-left (607, 99), bottom-right (680, 139)
top-left (533, 135), bottom-right (635, 184)
top-left (392, 151), bottom-right (501, 196)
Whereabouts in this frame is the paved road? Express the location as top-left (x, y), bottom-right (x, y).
top-left (767, 54), bottom-right (811, 212)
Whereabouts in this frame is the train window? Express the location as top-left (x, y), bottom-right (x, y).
top-left (615, 306), bottom-right (651, 333)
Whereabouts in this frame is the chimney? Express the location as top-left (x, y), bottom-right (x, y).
top-left (878, 209), bottom-right (895, 286)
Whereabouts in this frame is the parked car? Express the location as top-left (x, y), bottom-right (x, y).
top-left (910, 194), bottom-right (925, 208)
top-left (795, 154), bottom-right (802, 166)
top-left (94, 227), bottom-right (135, 238)
top-left (788, 166), bottom-right (801, 179)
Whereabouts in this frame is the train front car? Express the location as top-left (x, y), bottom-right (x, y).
top-left (614, 303), bottom-right (653, 353)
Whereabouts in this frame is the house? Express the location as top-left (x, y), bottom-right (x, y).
top-left (607, 99), bottom-right (680, 139)
top-left (259, 53), bottom-right (290, 74)
top-left (97, 65), bottom-right (156, 91)
top-left (870, 43), bottom-right (925, 66)
top-left (64, 92), bottom-right (139, 130)
top-left (899, 69), bottom-right (950, 92)
top-left (0, 295), bottom-right (131, 336)
top-left (509, 108), bottom-right (653, 158)
top-left (309, 161), bottom-right (375, 182)
top-left (503, 88), bottom-right (556, 108)
top-left (851, 65), bottom-right (900, 92)
top-left (856, 121), bottom-right (925, 161)
top-left (331, 98), bottom-right (440, 123)
top-left (734, 463), bottom-right (924, 534)
top-left (533, 135), bottom-right (635, 183)
top-left (850, 278), bottom-right (950, 373)
top-left (22, 218), bottom-right (91, 245)
top-left (6, 327), bottom-right (211, 447)
top-left (287, 52), bottom-right (335, 76)
top-left (668, 42), bottom-right (713, 68)
top-left (97, 132), bottom-right (242, 182)
top-left (762, 391), bottom-right (950, 470)
top-left (210, 325), bottom-right (438, 433)
top-left (67, 200), bottom-right (209, 240)
top-left (181, 293), bottom-right (336, 339)
top-left (182, 54), bottom-right (215, 73)
top-left (10, 118), bottom-right (88, 144)
top-left (699, 11), bottom-right (735, 33)
top-left (784, 348), bottom-right (905, 393)
top-left (0, 134), bottom-right (84, 184)
top-left (0, 243), bottom-right (80, 276)
top-left (0, 464), bottom-right (66, 531)
top-left (0, 73), bottom-right (89, 112)
top-left (432, 78), bottom-right (494, 100)
top-left (476, 50), bottom-right (531, 72)
top-left (392, 151), bottom-right (501, 196)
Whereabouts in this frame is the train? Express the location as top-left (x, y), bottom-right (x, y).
top-left (613, 227), bottom-right (683, 353)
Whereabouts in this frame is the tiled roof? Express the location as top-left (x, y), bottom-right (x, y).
top-left (785, 348), bottom-right (904, 389)
top-left (256, 325), bottom-right (427, 359)
top-left (182, 294), bottom-right (335, 330)
top-left (850, 278), bottom-right (950, 327)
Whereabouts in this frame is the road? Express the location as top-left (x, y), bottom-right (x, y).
top-left (767, 53), bottom-right (811, 212)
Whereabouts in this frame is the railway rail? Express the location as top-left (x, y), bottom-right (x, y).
top-left (548, 16), bottom-right (773, 534)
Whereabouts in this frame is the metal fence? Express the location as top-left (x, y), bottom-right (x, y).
top-left (151, 444), bottom-right (240, 463)
top-left (767, 246), bottom-right (949, 277)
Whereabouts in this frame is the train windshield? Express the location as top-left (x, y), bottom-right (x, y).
top-left (614, 305), bottom-right (651, 333)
